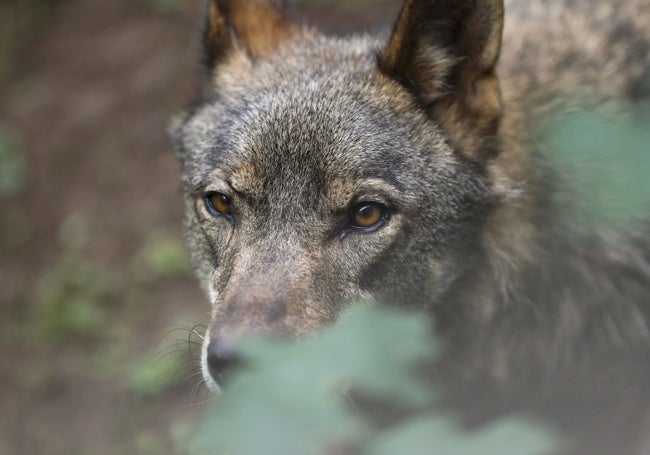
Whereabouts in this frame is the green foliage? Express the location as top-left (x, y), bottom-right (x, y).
top-left (543, 102), bottom-right (650, 223)
top-left (127, 325), bottom-right (197, 397)
top-left (366, 416), bottom-right (557, 455)
top-left (186, 305), bottom-right (559, 455)
top-left (33, 256), bottom-right (111, 341)
top-left (128, 350), bottom-right (181, 397)
top-left (131, 230), bottom-right (192, 282)
top-left (134, 432), bottom-right (169, 455)
top-left (0, 124), bottom-right (26, 197)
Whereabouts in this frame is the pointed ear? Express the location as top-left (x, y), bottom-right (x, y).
top-left (378, 0), bottom-right (505, 159)
top-left (203, 0), bottom-right (301, 71)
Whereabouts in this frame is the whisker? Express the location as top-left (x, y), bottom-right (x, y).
top-left (343, 390), bottom-right (359, 412)
top-left (146, 324), bottom-right (211, 403)
top-left (189, 377), bottom-right (212, 406)
top-left (152, 348), bottom-right (189, 367)
top-left (188, 387), bottom-right (218, 408)
top-left (172, 358), bottom-right (198, 378)
top-left (189, 324), bottom-right (208, 340)
top-left (154, 327), bottom-right (197, 346)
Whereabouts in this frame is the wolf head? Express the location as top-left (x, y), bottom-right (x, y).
top-left (171, 0), bottom-right (510, 389)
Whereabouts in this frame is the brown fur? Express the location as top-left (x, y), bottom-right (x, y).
top-left (204, 0), bottom-right (306, 70)
top-left (378, 0), bottom-right (505, 158)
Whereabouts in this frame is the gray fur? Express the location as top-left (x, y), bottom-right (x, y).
top-left (171, 1), bottom-right (650, 453)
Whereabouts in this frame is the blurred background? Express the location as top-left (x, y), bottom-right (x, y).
top-left (0, 0), bottom-right (401, 454)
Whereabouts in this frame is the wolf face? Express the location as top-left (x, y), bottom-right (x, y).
top-left (171, 0), bottom-right (509, 389)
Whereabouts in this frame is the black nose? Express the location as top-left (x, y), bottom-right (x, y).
top-left (206, 337), bottom-right (241, 382)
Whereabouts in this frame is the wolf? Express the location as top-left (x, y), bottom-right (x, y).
top-left (170, 0), bottom-right (650, 453)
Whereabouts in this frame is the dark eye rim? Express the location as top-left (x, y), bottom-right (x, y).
top-left (347, 201), bottom-right (389, 233)
top-left (203, 191), bottom-right (234, 222)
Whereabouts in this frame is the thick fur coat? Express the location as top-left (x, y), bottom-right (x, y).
top-left (171, 1), bottom-right (650, 453)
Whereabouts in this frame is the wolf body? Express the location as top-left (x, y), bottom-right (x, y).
top-left (171, 0), bottom-right (650, 453)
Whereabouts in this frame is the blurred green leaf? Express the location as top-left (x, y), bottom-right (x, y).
top-left (187, 305), bottom-right (560, 455)
top-left (366, 415), bottom-right (558, 455)
top-left (134, 432), bottom-right (168, 455)
top-left (543, 103), bottom-right (650, 223)
top-left (190, 304), bottom-right (437, 455)
top-left (34, 256), bottom-right (111, 341)
top-left (193, 392), bottom-right (362, 455)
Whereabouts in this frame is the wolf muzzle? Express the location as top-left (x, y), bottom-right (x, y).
top-left (206, 336), bottom-right (242, 382)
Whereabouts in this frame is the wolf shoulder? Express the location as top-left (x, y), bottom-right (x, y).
top-left (501, 0), bottom-right (650, 104)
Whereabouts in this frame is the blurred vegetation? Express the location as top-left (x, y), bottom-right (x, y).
top-left (15, 210), bottom-right (197, 396)
top-left (131, 229), bottom-right (193, 283)
top-left (185, 305), bottom-right (559, 455)
top-left (542, 99), bottom-right (650, 226)
top-left (127, 320), bottom-right (203, 399)
top-left (33, 255), bottom-right (111, 341)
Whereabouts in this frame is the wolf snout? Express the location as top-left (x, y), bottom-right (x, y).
top-left (206, 336), bottom-right (242, 382)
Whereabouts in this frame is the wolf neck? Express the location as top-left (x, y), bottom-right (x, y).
top-left (436, 127), bottom-right (650, 385)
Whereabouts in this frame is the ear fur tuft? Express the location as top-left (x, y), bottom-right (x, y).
top-left (378, 0), bottom-right (505, 159)
top-left (203, 0), bottom-right (301, 72)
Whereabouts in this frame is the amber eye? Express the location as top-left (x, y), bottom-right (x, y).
top-left (204, 192), bottom-right (232, 217)
top-left (351, 202), bottom-right (386, 230)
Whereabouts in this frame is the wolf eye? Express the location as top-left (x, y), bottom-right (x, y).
top-left (350, 202), bottom-right (387, 231)
top-left (204, 192), bottom-right (232, 217)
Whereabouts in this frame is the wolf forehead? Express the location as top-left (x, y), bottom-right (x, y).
top-left (172, 35), bottom-right (458, 193)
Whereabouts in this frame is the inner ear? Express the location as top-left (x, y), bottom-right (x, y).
top-left (203, 0), bottom-right (303, 71)
top-left (378, 0), bottom-right (505, 159)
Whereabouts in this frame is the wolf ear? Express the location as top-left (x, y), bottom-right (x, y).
top-left (203, 0), bottom-right (300, 71)
top-left (378, 0), bottom-right (504, 159)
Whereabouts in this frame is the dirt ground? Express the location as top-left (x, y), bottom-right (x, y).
top-left (0, 1), bottom-right (400, 454)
